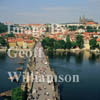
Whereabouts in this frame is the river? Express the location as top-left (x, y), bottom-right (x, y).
top-left (0, 53), bottom-right (27, 100)
top-left (0, 51), bottom-right (100, 100)
top-left (48, 51), bottom-right (100, 100)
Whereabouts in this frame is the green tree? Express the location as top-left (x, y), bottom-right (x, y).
top-left (42, 37), bottom-right (56, 51)
top-left (66, 35), bottom-right (72, 49)
top-left (72, 41), bottom-right (77, 48)
top-left (0, 37), bottom-right (7, 46)
top-left (30, 37), bottom-right (34, 40)
top-left (6, 33), bottom-right (15, 37)
top-left (89, 37), bottom-right (98, 49)
top-left (78, 26), bottom-right (85, 29)
top-left (11, 87), bottom-right (24, 100)
top-left (76, 35), bottom-right (84, 49)
top-left (68, 26), bottom-right (77, 31)
top-left (86, 26), bottom-right (97, 32)
top-left (0, 23), bottom-right (7, 33)
top-left (54, 40), bottom-right (66, 49)
top-left (4, 99), bottom-right (8, 100)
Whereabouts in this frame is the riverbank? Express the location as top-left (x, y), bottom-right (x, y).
top-left (0, 48), bottom-right (7, 52)
top-left (45, 48), bottom-right (100, 54)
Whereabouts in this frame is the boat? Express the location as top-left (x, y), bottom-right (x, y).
top-left (16, 67), bottom-right (24, 71)
top-left (18, 62), bottom-right (24, 65)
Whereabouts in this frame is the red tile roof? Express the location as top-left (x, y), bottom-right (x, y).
top-left (26, 40), bottom-right (33, 43)
top-left (16, 38), bottom-right (23, 42)
top-left (85, 21), bottom-right (97, 25)
top-left (97, 38), bottom-right (100, 42)
top-left (56, 37), bottom-right (62, 40)
top-left (8, 39), bottom-right (16, 43)
top-left (48, 35), bottom-right (57, 39)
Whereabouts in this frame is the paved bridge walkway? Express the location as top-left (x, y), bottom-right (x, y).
top-left (27, 42), bottom-right (57, 100)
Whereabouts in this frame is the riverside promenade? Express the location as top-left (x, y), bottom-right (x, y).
top-left (27, 42), bottom-right (60, 100)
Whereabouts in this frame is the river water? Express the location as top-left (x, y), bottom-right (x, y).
top-left (0, 53), bottom-right (27, 100)
top-left (48, 51), bottom-right (100, 100)
top-left (0, 51), bottom-right (100, 100)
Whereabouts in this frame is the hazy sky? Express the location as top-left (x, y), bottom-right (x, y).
top-left (0, 0), bottom-right (100, 24)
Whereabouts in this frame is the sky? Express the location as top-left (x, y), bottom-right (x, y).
top-left (0, 0), bottom-right (100, 24)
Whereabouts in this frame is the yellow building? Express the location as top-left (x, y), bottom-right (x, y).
top-left (26, 40), bottom-right (35, 49)
top-left (84, 39), bottom-right (90, 50)
top-left (16, 38), bottom-right (24, 48)
top-left (8, 40), bottom-right (16, 48)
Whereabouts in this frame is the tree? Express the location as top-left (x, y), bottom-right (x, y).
top-left (72, 41), bottom-right (77, 48)
top-left (30, 37), bottom-right (34, 40)
top-left (11, 87), bottom-right (24, 100)
top-left (68, 26), bottom-right (77, 31)
top-left (42, 37), bottom-right (56, 50)
top-left (54, 40), bottom-right (66, 49)
top-left (86, 26), bottom-right (97, 32)
top-left (4, 99), bottom-right (8, 100)
top-left (0, 23), bottom-right (7, 33)
top-left (89, 37), bottom-right (98, 49)
top-left (6, 33), bottom-right (15, 37)
top-left (0, 37), bottom-right (7, 46)
top-left (78, 26), bottom-right (85, 29)
top-left (98, 26), bottom-right (100, 29)
top-left (66, 35), bottom-right (72, 49)
top-left (76, 35), bottom-right (84, 49)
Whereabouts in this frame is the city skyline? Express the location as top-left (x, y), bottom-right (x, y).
top-left (0, 0), bottom-right (100, 24)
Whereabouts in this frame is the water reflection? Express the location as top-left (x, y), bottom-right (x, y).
top-left (0, 53), bottom-right (6, 60)
top-left (47, 51), bottom-right (100, 64)
top-left (75, 52), bottom-right (83, 64)
top-left (89, 53), bottom-right (96, 64)
top-left (66, 52), bottom-right (71, 63)
top-left (48, 50), bottom-right (100, 100)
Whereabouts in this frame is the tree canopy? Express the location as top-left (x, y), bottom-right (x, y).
top-left (0, 37), bottom-right (7, 46)
top-left (89, 37), bottom-right (98, 49)
top-left (86, 26), bottom-right (97, 32)
top-left (11, 87), bottom-right (24, 100)
top-left (0, 23), bottom-right (7, 33)
top-left (76, 35), bottom-right (84, 49)
top-left (54, 40), bottom-right (66, 49)
top-left (68, 26), bottom-right (78, 31)
top-left (42, 37), bottom-right (56, 51)
top-left (6, 33), bottom-right (15, 37)
top-left (66, 35), bottom-right (72, 49)
top-left (78, 26), bottom-right (85, 29)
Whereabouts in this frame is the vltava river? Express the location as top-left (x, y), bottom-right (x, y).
top-left (48, 51), bottom-right (100, 100)
top-left (0, 51), bottom-right (100, 100)
top-left (0, 53), bottom-right (26, 100)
